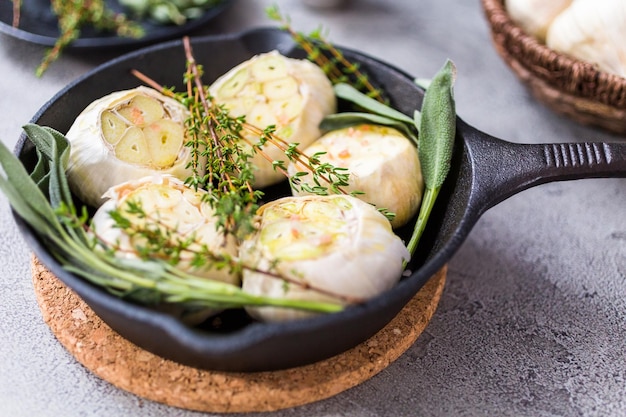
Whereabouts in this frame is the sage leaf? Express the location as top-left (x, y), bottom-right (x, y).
top-left (22, 124), bottom-right (73, 209)
top-left (406, 60), bottom-right (457, 258)
top-left (320, 112), bottom-right (418, 145)
top-left (0, 138), bottom-right (59, 228)
top-left (0, 174), bottom-right (55, 235)
top-left (333, 83), bottom-right (414, 124)
top-left (30, 150), bottom-right (49, 185)
top-left (417, 60), bottom-right (456, 189)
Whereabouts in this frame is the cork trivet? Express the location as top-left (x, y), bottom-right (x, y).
top-left (31, 255), bottom-right (446, 413)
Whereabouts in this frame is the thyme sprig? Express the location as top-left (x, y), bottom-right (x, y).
top-left (266, 4), bottom-right (386, 103)
top-left (101, 200), bottom-right (366, 304)
top-left (11, 0), bottom-right (20, 27)
top-left (27, 0), bottom-right (144, 77)
top-left (132, 37), bottom-right (354, 203)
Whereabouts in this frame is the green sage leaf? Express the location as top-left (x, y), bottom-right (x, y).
top-left (417, 60), bottom-right (456, 189)
top-left (333, 83), bottom-right (414, 124)
top-left (320, 112), bottom-right (418, 146)
top-left (0, 138), bottom-right (59, 227)
top-left (22, 124), bottom-right (73, 209)
top-left (406, 60), bottom-right (457, 258)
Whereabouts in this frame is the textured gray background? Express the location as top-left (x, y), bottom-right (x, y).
top-left (1, 0), bottom-right (625, 416)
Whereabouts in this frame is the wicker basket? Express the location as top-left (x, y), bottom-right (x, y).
top-left (482, 0), bottom-right (626, 134)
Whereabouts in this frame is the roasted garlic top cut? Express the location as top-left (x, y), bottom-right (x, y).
top-left (209, 50), bottom-right (337, 189)
top-left (288, 124), bottom-right (423, 228)
top-left (240, 194), bottom-right (410, 322)
top-left (92, 174), bottom-right (239, 286)
top-left (65, 86), bottom-right (197, 208)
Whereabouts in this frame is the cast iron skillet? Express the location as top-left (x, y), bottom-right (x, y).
top-left (14, 27), bottom-right (626, 372)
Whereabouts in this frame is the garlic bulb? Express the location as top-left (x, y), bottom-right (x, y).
top-left (506, 0), bottom-right (573, 42)
top-left (546, 0), bottom-right (626, 77)
top-left (209, 51), bottom-right (336, 189)
top-left (287, 124), bottom-right (423, 228)
top-left (240, 194), bottom-right (409, 322)
top-left (66, 86), bottom-right (198, 208)
top-left (92, 174), bottom-right (239, 287)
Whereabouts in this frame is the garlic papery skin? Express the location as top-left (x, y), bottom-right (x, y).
top-left (92, 174), bottom-right (239, 287)
top-left (240, 194), bottom-right (409, 322)
top-left (287, 124), bottom-right (423, 228)
top-left (506, 0), bottom-right (573, 42)
top-left (546, 0), bottom-right (626, 78)
top-left (66, 86), bottom-right (198, 208)
top-left (209, 50), bottom-right (336, 189)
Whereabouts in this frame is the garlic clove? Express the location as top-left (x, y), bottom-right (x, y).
top-left (249, 53), bottom-right (289, 81)
top-left (143, 119), bottom-right (185, 168)
top-left (116, 93), bottom-right (165, 126)
top-left (100, 110), bottom-right (128, 145)
top-left (114, 126), bottom-right (151, 165)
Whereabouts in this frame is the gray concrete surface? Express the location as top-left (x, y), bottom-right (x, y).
top-left (1, 0), bottom-right (625, 416)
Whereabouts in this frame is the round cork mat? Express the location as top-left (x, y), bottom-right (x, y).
top-left (31, 255), bottom-right (446, 413)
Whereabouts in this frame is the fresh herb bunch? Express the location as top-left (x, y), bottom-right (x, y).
top-left (11, 0), bottom-right (223, 77)
top-left (0, 124), bottom-right (347, 313)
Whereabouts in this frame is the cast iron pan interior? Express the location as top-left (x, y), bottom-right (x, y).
top-left (14, 28), bottom-right (626, 372)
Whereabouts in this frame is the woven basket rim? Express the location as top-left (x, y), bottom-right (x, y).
top-left (481, 0), bottom-right (626, 109)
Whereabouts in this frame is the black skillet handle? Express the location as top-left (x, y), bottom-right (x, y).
top-left (458, 119), bottom-right (626, 216)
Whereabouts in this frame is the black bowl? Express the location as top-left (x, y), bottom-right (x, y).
top-left (0, 0), bottom-right (233, 49)
top-left (14, 27), bottom-right (626, 372)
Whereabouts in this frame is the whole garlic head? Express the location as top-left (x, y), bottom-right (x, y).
top-left (546, 0), bottom-right (626, 77)
top-left (240, 194), bottom-right (409, 322)
top-left (209, 51), bottom-right (337, 189)
top-left (507, 0), bottom-right (573, 42)
top-left (287, 124), bottom-right (423, 229)
top-left (66, 86), bottom-right (197, 208)
top-left (92, 174), bottom-right (239, 286)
